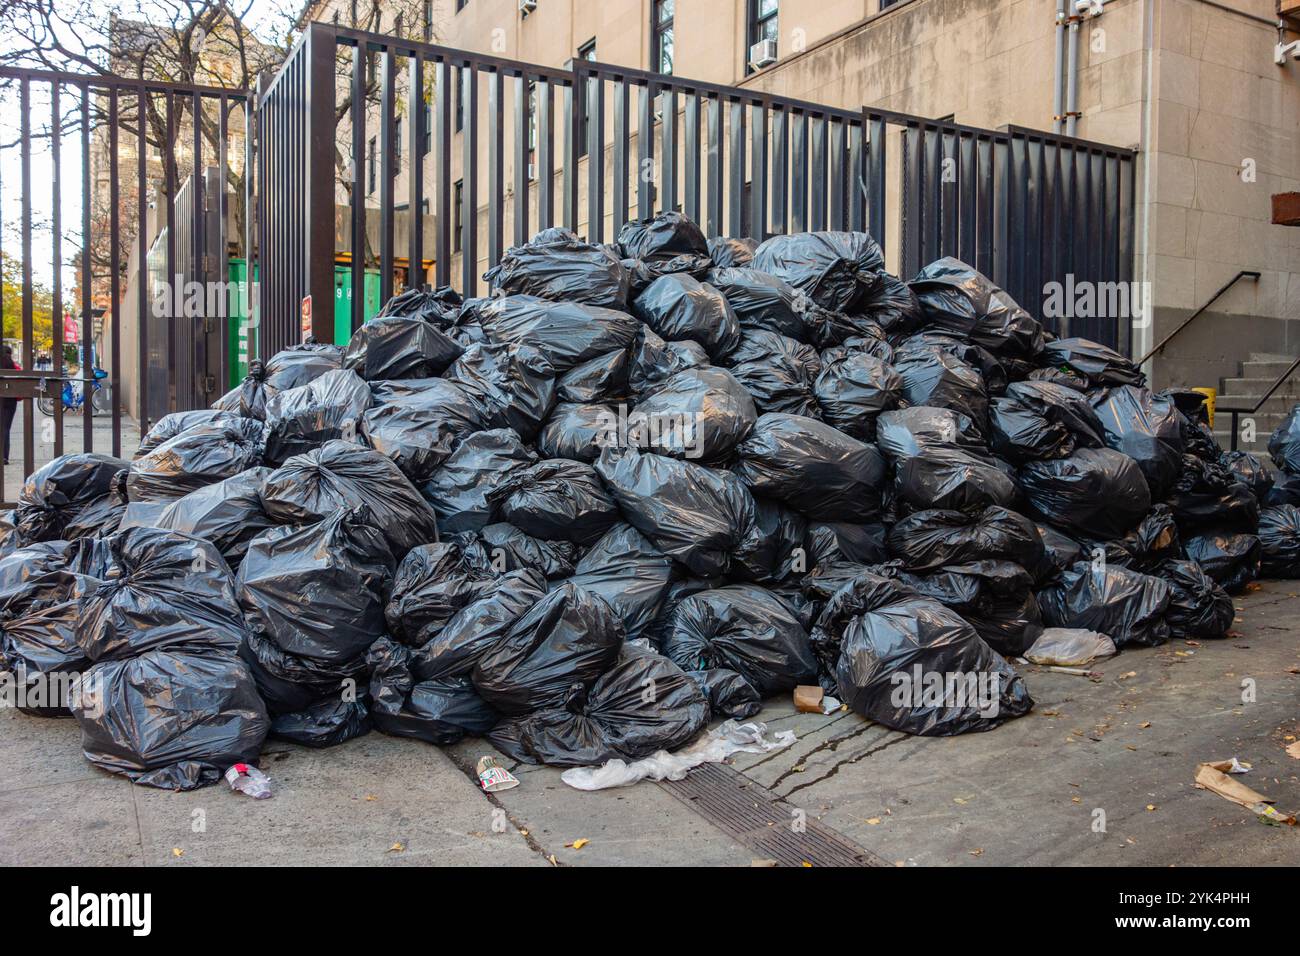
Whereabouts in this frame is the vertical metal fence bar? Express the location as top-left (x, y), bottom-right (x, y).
top-left (351, 43), bottom-right (366, 331)
top-left (109, 86), bottom-right (122, 456)
top-left (790, 110), bottom-right (807, 233)
top-left (586, 72), bottom-right (605, 242)
top-left (487, 68), bottom-right (504, 267)
top-left (51, 83), bottom-right (64, 455)
top-left (771, 108), bottom-right (788, 236)
top-left (380, 47), bottom-right (396, 304)
top-left (705, 95), bottom-right (723, 237)
top-left (940, 129), bottom-right (958, 258)
top-left (191, 90), bottom-right (204, 410)
top-left (683, 93), bottom-right (700, 225)
top-left (976, 136), bottom-right (994, 279)
top-left (921, 125), bottom-right (940, 263)
top-left (19, 78), bottom-right (33, 476)
top-left (829, 118), bottom-right (846, 232)
top-left (809, 115), bottom-right (827, 232)
top-left (901, 124), bottom-right (922, 279)
top-left (562, 81), bottom-right (577, 232)
top-left (727, 98), bottom-right (745, 236)
top-left (434, 59), bottom-right (452, 286)
top-left (637, 81), bottom-right (655, 220)
top-left (410, 53), bottom-right (425, 279)
top-left (660, 87), bottom-right (678, 213)
top-left (139, 90), bottom-right (151, 430)
top-left (537, 78), bottom-right (554, 231)
top-left (846, 122), bottom-right (863, 232)
top-left (218, 96), bottom-right (230, 395)
top-left (513, 73), bottom-right (530, 249)
top-left (750, 102), bottom-right (768, 240)
top-left (958, 133), bottom-right (976, 265)
top-left (866, 114), bottom-right (885, 245)
top-left (613, 78), bottom-right (630, 234)
top-left (164, 92), bottom-right (176, 413)
top-left (461, 64), bottom-right (479, 295)
top-left (81, 85), bottom-right (93, 451)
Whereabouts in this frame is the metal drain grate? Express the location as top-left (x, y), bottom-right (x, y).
top-left (659, 762), bottom-right (889, 867)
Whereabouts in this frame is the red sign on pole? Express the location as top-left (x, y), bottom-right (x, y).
top-left (300, 295), bottom-right (313, 341)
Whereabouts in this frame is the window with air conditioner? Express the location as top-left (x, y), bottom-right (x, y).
top-left (747, 0), bottom-right (778, 74)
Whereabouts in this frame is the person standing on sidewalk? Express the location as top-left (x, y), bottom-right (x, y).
top-left (1, 345), bottom-right (20, 465)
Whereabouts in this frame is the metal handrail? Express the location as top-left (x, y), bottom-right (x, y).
top-left (1219, 355), bottom-right (1300, 451)
top-left (1136, 269), bottom-right (1259, 366)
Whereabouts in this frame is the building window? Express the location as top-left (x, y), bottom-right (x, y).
top-left (652, 1), bottom-right (673, 74)
top-left (453, 179), bottom-right (464, 252)
top-left (367, 136), bottom-right (377, 194)
top-left (747, 0), bottom-right (778, 74)
top-left (424, 0), bottom-right (433, 41)
top-left (456, 0), bottom-right (470, 11)
top-left (576, 38), bottom-right (596, 158)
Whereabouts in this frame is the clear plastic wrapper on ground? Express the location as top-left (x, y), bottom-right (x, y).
top-left (1258, 505), bottom-right (1300, 577)
top-left (471, 581), bottom-right (624, 717)
top-left (484, 234), bottom-right (632, 311)
top-left (444, 340), bottom-right (557, 441)
top-left (361, 377), bottom-right (489, 480)
top-left (633, 272), bottom-right (742, 361)
top-left (341, 315), bottom-right (464, 381)
top-left (1155, 558), bottom-right (1234, 639)
top-left (16, 453), bottom-right (129, 543)
top-left (70, 647), bottom-right (269, 790)
top-left (260, 440), bottom-right (439, 558)
top-left (1182, 531), bottom-right (1261, 593)
top-left (568, 523), bottom-right (675, 641)
top-left (627, 365), bottom-right (756, 461)
top-left (751, 231), bottom-right (885, 313)
top-left (988, 380), bottom-right (1105, 464)
top-left (734, 412), bottom-right (885, 522)
top-left (724, 329), bottom-right (822, 418)
top-left (1036, 561), bottom-right (1171, 648)
top-left (477, 294), bottom-right (641, 372)
top-left (493, 458), bottom-right (620, 546)
top-left (595, 447), bottom-right (759, 577)
top-left (659, 584), bottom-right (818, 697)
top-left (1018, 447), bottom-right (1151, 539)
top-left (1023, 628), bottom-right (1116, 667)
top-left (488, 641), bottom-right (710, 767)
top-left (909, 257), bottom-right (1045, 358)
top-left (261, 367), bottom-right (373, 465)
top-left (421, 428), bottom-right (537, 533)
top-left (238, 508), bottom-right (395, 666)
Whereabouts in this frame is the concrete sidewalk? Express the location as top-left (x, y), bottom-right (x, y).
top-left (2, 580), bottom-right (1298, 867)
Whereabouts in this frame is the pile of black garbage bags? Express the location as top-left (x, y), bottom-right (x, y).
top-left (4, 212), bottom-right (1298, 790)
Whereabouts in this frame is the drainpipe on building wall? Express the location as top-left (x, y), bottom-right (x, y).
top-left (1064, 5), bottom-right (1081, 136)
top-left (1053, 0), bottom-right (1067, 133)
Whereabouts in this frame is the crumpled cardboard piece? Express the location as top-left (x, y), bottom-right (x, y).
top-left (1194, 760), bottom-right (1296, 825)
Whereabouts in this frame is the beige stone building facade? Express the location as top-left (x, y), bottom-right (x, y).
top-left (301, 0), bottom-right (1300, 399)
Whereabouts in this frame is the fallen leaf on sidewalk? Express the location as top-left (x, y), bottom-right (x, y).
top-left (566, 838), bottom-right (589, 850)
top-left (387, 842), bottom-right (404, 853)
top-left (172, 848), bottom-right (183, 858)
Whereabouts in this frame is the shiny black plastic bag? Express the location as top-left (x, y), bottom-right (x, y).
top-left (569, 523), bottom-right (676, 641)
top-left (617, 211), bottom-right (711, 270)
top-left (1221, 450), bottom-right (1274, 502)
top-left (16, 453), bottom-right (129, 543)
top-left (627, 325), bottom-right (711, 398)
top-left (1166, 455), bottom-right (1259, 534)
top-left (989, 380), bottom-right (1105, 464)
top-left (628, 366), bottom-right (756, 462)
top-left (410, 569), bottom-right (547, 682)
top-left (495, 458), bottom-right (620, 545)
top-left (660, 584), bottom-right (817, 696)
top-left (633, 273), bottom-right (742, 361)
top-left (127, 418), bottom-right (265, 504)
top-left (485, 235), bottom-right (632, 310)
top-left (814, 348), bottom-right (902, 439)
top-left (212, 362), bottom-right (274, 421)
top-left (260, 440), bottom-right (439, 558)
top-left (238, 626), bottom-right (369, 715)
top-left (1018, 447), bottom-right (1151, 539)
top-left (490, 641), bottom-right (709, 766)
top-left (752, 231), bottom-right (885, 313)
top-left (900, 560), bottom-right (1043, 657)
top-left (894, 349), bottom-right (988, 435)
top-left (887, 505), bottom-right (1049, 577)
top-left (1265, 472), bottom-right (1300, 507)
top-left (385, 538), bottom-right (499, 647)
top-left (341, 315), bottom-right (464, 380)
top-left (733, 496), bottom-right (809, 585)
top-left (477, 294), bottom-right (641, 372)
top-left (708, 235), bottom-right (757, 268)
top-left (725, 329), bottom-right (822, 418)
top-left (139, 410), bottom-right (242, 456)
top-left (1183, 531), bottom-right (1261, 593)
top-left (444, 340), bottom-right (557, 441)
top-left (1269, 403), bottom-right (1300, 474)
top-left (688, 667), bottom-right (762, 719)
top-left (368, 636), bottom-right (497, 745)
top-left (1090, 385), bottom-right (1185, 498)
top-left (1258, 505), bottom-right (1300, 577)
top-left (377, 284), bottom-right (463, 326)
top-left (478, 523), bottom-right (578, 580)
top-left (556, 347), bottom-right (629, 404)
top-left (734, 412), bottom-right (886, 522)
top-left (361, 377), bottom-right (488, 480)
top-left (538, 402), bottom-right (614, 463)
top-left (269, 695), bottom-right (371, 748)
top-left (1039, 337), bottom-right (1145, 387)
top-left (472, 581), bottom-right (624, 717)
top-left (596, 447), bottom-right (759, 577)
top-left (1155, 558), bottom-right (1234, 639)
top-left (262, 343), bottom-right (344, 391)
top-left (705, 266), bottom-right (810, 341)
top-left (238, 508), bottom-right (395, 666)
top-left (1037, 562), bottom-right (1171, 647)
top-left (421, 428), bottom-right (537, 532)
top-left (262, 368), bottom-right (373, 465)
top-left (0, 540), bottom-right (73, 613)
top-left (71, 647), bottom-right (269, 790)
top-left (910, 257), bottom-right (1044, 357)
top-left (806, 520), bottom-right (888, 568)
top-left (145, 467), bottom-right (275, 566)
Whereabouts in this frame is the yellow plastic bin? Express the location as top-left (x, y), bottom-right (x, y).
top-left (1191, 387), bottom-right (1216, 428)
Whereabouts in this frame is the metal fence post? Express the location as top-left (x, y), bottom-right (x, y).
top-left (303, 21), bottom-right (337, 342)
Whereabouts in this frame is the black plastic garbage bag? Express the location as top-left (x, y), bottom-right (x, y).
top-left (806, 520), bottom-right (889, 568)
top-left (705, 267), bottom-right (810, 340)
top-left (688, 667), bottom-right (762, 719)
top-left (127, 418), bottom-right (265, 503)
top-left (556, 347), bottom-right (628, 405)
top-left (494, 459), bottom-right (619, 546)
top-left (1036, 522), bottom-right (1084, 576)
top-left (0, 540), bottom-right (72, 612)
top-left (895, 349), bottom-right (988, 435)
top-left (16, 453), bottom-right (128, 543)
top-left (1, 588), bottom-right (95, 716)
top-left (377, 284), bottom-right (462, 326)
top-left (410, 569), bottom-right (547, 681)
top-left (569, 523), bottom-right (676, 641)
top-left (708, 235), bottom-right (757, 268)
top-left (752, 231), bottom-right (885, 313)
top-left (146, 467), bottom-right (275, 566)
top-left (734, 412), bottom-right (885, 522)
top-left (1183, 531), bottom-right (1261, 593)
top-left (628, 366), bottom-right (756, 462)
top-left (725, 330), bottom-right (822, 419)
top-left (238, 508), bottom-right (395, 666)
top-left (444, 341), bottom-right (557, 441)
top-left (595, 448), bottom-right (759, 578)
top-left (262, 343), bottom-right (344, 391)
top-left (385, 538), bottom-right (500, 647)
top-left (989, 380), bottom-right (1105, 464)
top-left (484, 234), bottom-right (632, 311)
top-left (1019, 447), bottom-right (1151, 539)
top-left (1090, 385), bottom-right (1185, 498)
top-left (660, 584), bottom-right (817, 696)
top-left (71, 647), bottom-right (268, 790)
top-left (814, 348), bottom-right (902, 439)
top-left (910, 257), bottom-right (1045, 358)
top-left (341, 316), bottom-right (463, 381)
top-left (901, 560), bottom-right (1043, 657)
top-left (538, 402), bottom-right (615, 462)
top-left (633, 273), bottom-right (742, 361)
top-left (238, 626), bottom-right (369, 715)
top-left (1166, 454), bottom-right (1259, 534)
top-left (1268, 402), bottom-right (1300, 474)
top-left (490, 641), bottom-right (709, 766)
top-left (138, 410), bottom-right (242, 456)
top-left (812, 569), bottom-right (1032, 734)
top-left (733, 496), bottom-right (809, 585)
top-left (1155, 558), bottom-right (1234, 639)
top-left (1266, 472), bottom-right (1300, 507)
top-left (627, 325), bottom-right (711, 398)
top-left (262, 368), bottom-right (373, 465)
top-left (856, 274), bottom-right (923, 334)
top-left (1115, 503), bottom-right (1182, 570)
top-left (876, 406), bottom-right (987, 457)
top-left (1222, 450), bottom-right (1274, 503)
top-left (269, 695), bottom-right (371, 749)
top-left (895, 446), bottom-right (1020, 514)
top-left (367, 636), bottom-right (498, 745)
top-left (900, 331), bottom-right (1008, 395)
top-left (887, 505), bottom-right (1049, 577)
top-left (212, 362), bottom-right (273, 421)
top-left (1040, 337), bottom-right (1144, 387)
top-left (477, 295), bottom-right (641, 372)
top-left (260, 440), bottom-right (439, 558)
top-left (421, 428), bottom-right (537, 533)
top-left (477, 523), bottom-right (578, 580)
top-left (362, 377), bottom-right (489, 480)
top-left (1037, 562), bottom-right (1171, 647)
top-left (76, 527), bottom-right (247, 663)
top-left (1258, 505), bottom-right (1300, 577)
top-left (617, 211), bottom-right (711, 274)
top-left (472, 581), bottom-right (624, 716)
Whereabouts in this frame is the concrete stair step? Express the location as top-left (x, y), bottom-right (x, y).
top-left (1221, 377), bottom-right (1300, 397)
top-left (1248, 352), bottom-right (1297, 364)
top-left (1240, 361), bottom-right (1300, 380)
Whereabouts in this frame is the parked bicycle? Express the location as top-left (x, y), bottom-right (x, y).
top-left (35, 369), bottom-right (112, 417)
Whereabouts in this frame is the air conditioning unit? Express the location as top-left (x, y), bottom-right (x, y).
top-left (749, 38), bottom-right (777, 69)
top-left (519, 0), bottom-right (537, 16)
